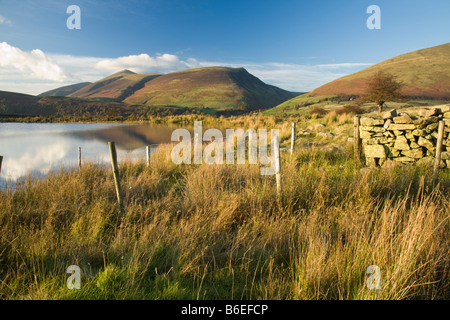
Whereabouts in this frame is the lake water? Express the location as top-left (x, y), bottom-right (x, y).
top-left (0, 122), bottom-right (183, 188)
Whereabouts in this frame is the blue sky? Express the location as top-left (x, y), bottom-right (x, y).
top-left (0, 0), bottom-right (449, 94)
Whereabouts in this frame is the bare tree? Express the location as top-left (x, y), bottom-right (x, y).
top-left (363, 71), bottom-right (404, 113)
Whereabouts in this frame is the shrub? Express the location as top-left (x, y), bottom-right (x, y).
top-left (336, 104), bottom-right (365, 115)
top-left (309, 106), bottom-right (328, 117)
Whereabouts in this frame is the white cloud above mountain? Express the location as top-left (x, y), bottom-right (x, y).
top-left (93, 53), bottom-right (201, 74)
top-left (0, 42), bottom-right (70, 82)
top-left (250, 62), bottom-right (372, 92)
top-left (0, 42), bottom-right (372, 95)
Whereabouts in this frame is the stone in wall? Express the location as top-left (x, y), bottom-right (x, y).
top-left (387, 123), bottom-right (416, 131)
top-left (402, 149), bottom-right (425, 159)
top-left (394, 135), bottom-right (410, 150)
top-left (361, 118), bottom-right (385, 126)
top-left (393, 114), bottom-right (414, 124)
top-left (417, 137), bottom-right (436, 151)
top-left (364, 145), bottom-right (386, 158)
top-left (383, 109), bottom-right (398, 119)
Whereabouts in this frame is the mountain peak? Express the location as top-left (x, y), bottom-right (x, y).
top-left (113, 69), bottom-right (136, 76)
top-left (171, 66), bottom-right (245, 74)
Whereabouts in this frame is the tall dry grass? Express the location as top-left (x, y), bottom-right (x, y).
top-left (0, 143), bottom-right (449, 300)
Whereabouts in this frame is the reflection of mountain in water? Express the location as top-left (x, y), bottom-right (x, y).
top-left (0, 123), bottom-right (195, 186)
top-left (67, 124), bottom-right (187, 151)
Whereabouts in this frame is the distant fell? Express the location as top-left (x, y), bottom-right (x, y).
top-left (0, 90), bottom-right (39, 115)
top-left (310, 42), bottom-right (450, 99)
top-left (68, 70), bottom-right (161, 100)
top-left (124, 67), bottom-right (297, 110)
top-left (39, 82), bottom-right (91, 97)
top-left (44, 67), bottom-right (297, 111)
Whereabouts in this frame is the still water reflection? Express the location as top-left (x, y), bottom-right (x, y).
top-left (0, 122), bottom-right (183, 187)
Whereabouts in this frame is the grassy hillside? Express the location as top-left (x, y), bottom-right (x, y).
top-left (266, 93), bottom-right (450, 117)
top-left (267, 43), bottom-right (450, 116)
top-left (0, 90), bottom-right (190, 121)
top-left (310, 42), bottom-right (450, 99)
top-left (68, 70), bottom-right (161, 100)
top-left (265, 94), bottom-right (343, 115)
top-left (0, 90), bottom-right (40, 115)
top-left (38, 82), bottom-right (92, 97)
top-left (123, 67), bottom-right (297, 111)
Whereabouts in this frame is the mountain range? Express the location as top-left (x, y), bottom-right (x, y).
top-left (1, 43), bottom-right (449, 118)
top-left (38, 67), bottom-right (299, 111)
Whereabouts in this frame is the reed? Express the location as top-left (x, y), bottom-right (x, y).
top-left (0, 142), bottom-right (449, 300)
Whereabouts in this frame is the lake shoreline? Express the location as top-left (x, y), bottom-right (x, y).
top-left (0, 116), bottom-right (166, 124)
top-left (0, 122), bottom-right (186, 186)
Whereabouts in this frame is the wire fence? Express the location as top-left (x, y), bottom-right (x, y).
top-left (0, 144), bottom-right (161, 191)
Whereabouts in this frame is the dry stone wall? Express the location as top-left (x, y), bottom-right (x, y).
top-left (360, 106), bottom-right (450, 167)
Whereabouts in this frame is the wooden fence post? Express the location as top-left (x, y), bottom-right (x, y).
top-left (0, 156), bottom-right (3, 177)
top-left (433, 120), bottom-right (445, 185)
top-left (78, 147), bottom-right (82, 170)
top-left (274, 134), bottom-right (282, 197)
top-left (108, 142), bottom-right (123, 210)
top-left (146, 146), bottom-right (151, 167)
top-left (290, 122), bottom-right (296, 156)
top-left (354, 116), bottom-right (362, 164)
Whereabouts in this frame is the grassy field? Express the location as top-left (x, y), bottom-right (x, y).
top-left (0, 116), bottom-right (449, 299)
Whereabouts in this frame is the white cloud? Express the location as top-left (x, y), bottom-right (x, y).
top-left (315, 63), bottom-right (373, 69)
top-left (0, 14), bottom-right (12, 26)
top-left (46, 52), bottom-right (202, 88)
top-left (2, 142), bottom-right (70, 182)
top-left (0, 42), bottom-right (373, 95)
top-left (47, 54), bottom-right (108, 82)
top-left (249, 63), bottom-right (372, 92)
top-left (0, 42), bottom-right (70, 83)
top-left (93, 53), bottom-right (201, 74)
